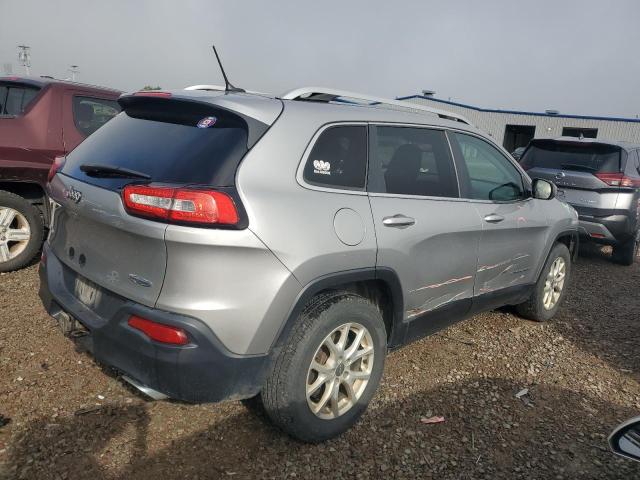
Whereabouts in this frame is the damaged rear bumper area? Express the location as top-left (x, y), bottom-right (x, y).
top-left (38, 244), bottom-right (269, 403)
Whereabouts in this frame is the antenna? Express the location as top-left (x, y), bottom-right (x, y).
top-left (211, 45), bottom-right (244, 93)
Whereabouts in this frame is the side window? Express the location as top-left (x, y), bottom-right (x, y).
top-left (451, 132), bottom-right (525, 202)
top-left (0, 85), bottom-right (40, 115)
top-left (368, 126), bottom-right (458, 198)
top-left (303, 125), bottom-right (367, 190)
top-left (73, 96), bottom-right (121, 137)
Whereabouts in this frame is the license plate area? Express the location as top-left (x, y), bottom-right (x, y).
top-left (74, 275), bottom-right (102, 309)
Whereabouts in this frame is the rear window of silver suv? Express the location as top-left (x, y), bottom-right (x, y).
top-left (302, 125), bottom-right (368, 190)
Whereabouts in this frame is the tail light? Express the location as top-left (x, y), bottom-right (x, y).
top-left (594, 173), bottom-right (640, 188)
top-left (128, 315), bottom-right (188, 345)
top-left (47, 155), bottom-right (66, 182)
top-left (122, 184), bottom-right (239, 225)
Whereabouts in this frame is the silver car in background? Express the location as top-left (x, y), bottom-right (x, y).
top-left (521, 137), bottom-right (640, 265)
top-left (39, 86), bottom-right (578, 442)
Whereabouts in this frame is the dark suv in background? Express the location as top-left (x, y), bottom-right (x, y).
top-left (0, 76), bottom-right (121, 271)
top-left (520, 137), bottom-right (640, 265)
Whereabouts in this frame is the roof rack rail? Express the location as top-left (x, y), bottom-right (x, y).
top-left (184, 84), bottom-right (227, 91)
top-left (184, 84), bottom-right (269, 96)
top-left (280, 87), bottom-right (470, 124)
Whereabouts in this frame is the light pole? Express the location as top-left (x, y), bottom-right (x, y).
top-left (17, 45), bottom-right (31, 76)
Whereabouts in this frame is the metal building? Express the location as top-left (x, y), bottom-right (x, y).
top-left (402, 93), bottom-right (640, 152)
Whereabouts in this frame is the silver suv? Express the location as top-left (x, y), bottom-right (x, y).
top-left (39, 87), bottom-right (578, 442)
top-left (520, 137), bottom-right (640, 265)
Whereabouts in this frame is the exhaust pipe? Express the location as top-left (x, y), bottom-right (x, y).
top-left (121, 375), bottom-right (168, 401)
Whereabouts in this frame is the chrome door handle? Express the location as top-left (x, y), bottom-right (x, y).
top-left (484, 214), bottom-right (505, 223)
top-left (383, 215), bottom-right (416, 227)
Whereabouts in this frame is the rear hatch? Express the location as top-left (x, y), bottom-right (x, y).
top-left (520, 139), bottom-right (625, 214)
top-left (48, 92), bottom-right (279, 308)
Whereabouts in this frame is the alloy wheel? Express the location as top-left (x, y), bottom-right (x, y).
top-left (543, 256), bottom-right (565, 310)
top-left (306, 322), bottom-right (375, 420)
top-left (0, 207), bottom-right (31, 263)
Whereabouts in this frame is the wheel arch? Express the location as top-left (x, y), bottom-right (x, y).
top-left (270, 267), bottom-right (405, 352)
top-left (534, 229), bottom-right (579, 281)
top-left (555, 230), bottom-right (579, 262)
top-left (0, 181), bottom-right (49, 226)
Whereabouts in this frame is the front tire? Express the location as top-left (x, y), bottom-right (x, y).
top-left (261, 291), bottom-right (386, 443)
top-left (0, 190), bottom-right (44, 273)
top-left (516, 242), bottom-right (571, 322)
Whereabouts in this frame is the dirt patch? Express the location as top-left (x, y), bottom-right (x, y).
top-left (1, 247), bottom-right (639, 479)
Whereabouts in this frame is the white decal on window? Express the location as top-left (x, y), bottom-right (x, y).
top-left (313, 160), bottom-right (331, 175)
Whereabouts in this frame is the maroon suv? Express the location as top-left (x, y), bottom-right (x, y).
top-left (0, 76), bottom-right (121, 271)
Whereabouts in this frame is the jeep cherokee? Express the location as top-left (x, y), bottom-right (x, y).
top-left (39, 87), bottom-right (579, 442)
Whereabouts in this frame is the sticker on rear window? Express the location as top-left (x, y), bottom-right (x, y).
top-left (313, 160), bottom-right (331, 175)
top-left (197, 116), bottom-right (217, 128)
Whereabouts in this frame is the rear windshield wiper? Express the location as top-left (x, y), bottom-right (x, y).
top-left (560, 163), bottom-right (599, 173)
top-left (80, 164), bottom-right (151, 180)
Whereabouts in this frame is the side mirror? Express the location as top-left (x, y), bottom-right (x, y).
top-left (532, 178), bottom-right (556, 200)
top-left (489, 182), bottom-right (522, 201)
top-left (609, 416), bottom-right (640, 462)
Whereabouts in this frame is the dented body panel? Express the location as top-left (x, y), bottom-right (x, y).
top-left (472, 198), bottom-right (550, 295)
top-left (368, 195), bottom-right (480, 320)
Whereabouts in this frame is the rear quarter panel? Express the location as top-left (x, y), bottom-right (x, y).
top-left (236, 102), bottom-right (378, 286)
top-left (157, 226), bottom-right (301, 355)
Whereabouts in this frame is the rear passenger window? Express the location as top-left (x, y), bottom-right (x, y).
top-left (73, 96), bottom-right (121, 136)
top-left (303, 125), bottom-right (367, 190)
top-left (368, 126), bottom-right (458, 198)
top-left (0, 85), bottom-right (40, 115)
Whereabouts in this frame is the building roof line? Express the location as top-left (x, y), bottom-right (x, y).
top-left (397, 95), bottom-right (640, 124)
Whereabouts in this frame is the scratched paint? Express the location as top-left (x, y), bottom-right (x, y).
top-left (476, 252), bottom-right (533, 294)
top-left (406, 290), bottom-right (470, 319)
top-left (410, 275), bottom-right (473, 293)
top-left (477, 254), bottom-right (530, 273)
top-left (406, 253), bottom-right (532, 318)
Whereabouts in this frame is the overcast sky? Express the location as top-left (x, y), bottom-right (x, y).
top-left (1, 0), bottom-right (639, 117)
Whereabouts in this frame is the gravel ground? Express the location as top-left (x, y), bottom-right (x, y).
top-left (1, 246), bottom-right (639, 479)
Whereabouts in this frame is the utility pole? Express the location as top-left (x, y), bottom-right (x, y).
top-left (17, 45), bottom-right (31, 76)
top-left (69, 65), bottom-right (79, 81)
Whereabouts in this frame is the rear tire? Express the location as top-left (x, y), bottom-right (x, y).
top-left (261, 291), bottom-right (386, 443)
top-left (612, 234), bottom-right (639, 266)
top-left (0, 190), bottom-right (44, 273)
top-left (515, 243), bottom-right (571, 322)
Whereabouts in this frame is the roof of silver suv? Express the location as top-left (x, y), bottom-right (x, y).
top-left (138, 87), bottom-right (484, 137)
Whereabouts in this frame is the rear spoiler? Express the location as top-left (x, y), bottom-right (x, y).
top-left (118, 94), bottom-right (269, 148)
